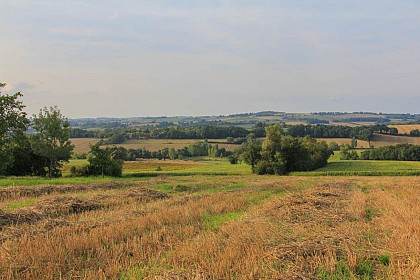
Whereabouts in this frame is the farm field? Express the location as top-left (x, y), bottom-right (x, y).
top-left (0, 175), bottom-right (418, 279)
top-left (70, 138), bottom-right (100, 153)
top-left (109, 139), bottom-right (240, 152)
top-left (371, 133), bottom-right (420, 147)
top-left (317, 138), bottom-right (370, 148)
top-left (60, 158), bottom-right (252, 178)
top-left (389, 124), bottom-right (420, 135)
top-left (70, 134), bottom-right (420, 156)
top-left (59, 154), bottom-right (420, 178)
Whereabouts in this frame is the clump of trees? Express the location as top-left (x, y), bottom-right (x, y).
top-left (236, 125), bottom-right (333, 175)
top-left (0, 83), bottom-right (74, 177)
top-left (340, 145), bottom-right (360, 160)
top-left (121, 141), bottom-right (227, 161)
top-left (360, 144), bottom-right (420, 161)
top-left (70, 144), bottom-right (125, 177)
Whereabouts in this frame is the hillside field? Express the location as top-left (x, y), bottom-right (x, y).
top-left (70, 138), bottom-right (100, 153)
top-left (389, 124), bottom-right (420, 134)
top-left (371, 133), bottom-right (420, 147)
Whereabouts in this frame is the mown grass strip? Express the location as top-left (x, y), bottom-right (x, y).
top-left (5, 198), bottom-right (37, 211)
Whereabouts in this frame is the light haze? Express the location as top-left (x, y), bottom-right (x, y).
top-left (1, 0), bottom-right (419, 117)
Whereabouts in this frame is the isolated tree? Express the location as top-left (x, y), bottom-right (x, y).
top-left (0, 83), bottom-right (29, 174)
top-left (30, 106), bottom-right (74, 178)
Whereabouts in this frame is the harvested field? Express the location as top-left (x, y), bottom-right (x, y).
top-left (0, 176), bottom-right (418, 279)
top-left (371, 133), bottom-right (420, 147)
top-left (70, 138), bottom-right (100, 153)
top-left (110, 139), bottom-right (240, 152)
top-left (389, 124), bottom-right (420, 135)
top-left (317, 138), bottom-right (370, 148)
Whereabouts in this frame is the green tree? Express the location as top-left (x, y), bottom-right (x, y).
top-left (258, 124), bottom-right (285, 174)
top-left (240, 134), bottom-right (261, 173)
top-left (0, 83), bottom-right (29, 174)
top-left (261, 124), bottom-right (282, 162)
top-left (87, 144), bottom-right (123, 177)
top-left (168, 148), bottom-right (177, 160)
top-left (30, 106), bottom-right (74, 178)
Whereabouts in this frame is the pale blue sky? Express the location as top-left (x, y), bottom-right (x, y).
top-left (1, 0), bottom-right (419, 117)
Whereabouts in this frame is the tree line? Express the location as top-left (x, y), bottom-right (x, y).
top-left (70, 122), bottom-right (416, 146)
top-left (360, 144), bottom-right (420, 161)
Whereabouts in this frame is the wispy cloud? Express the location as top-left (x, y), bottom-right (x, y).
top-left (1, 1), bottom-right (419, 117)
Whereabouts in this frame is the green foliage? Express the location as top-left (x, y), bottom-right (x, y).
top-left (378, 253), bottom-right (391, 266)
top-left (240, 134), bottom-right (261, 172)
top-left (340, 145), bottom-right (359, 160)
top-left (410, 129), bottom-right (420, 136)
top-left (318, 260), bottom-right (351, 279)
top-left (30, 106), bottom-right (74, 178)
top-left (241, 125), bottom-right (333, 175)
top-left (356, 259), bottom-right (374, 279)
top-left (0, 83), bottom-right (29, 174)
top-left (360, 144), bottom-right (420, 161)
top-left (69, 165), bottom-right (90, 177)
top-left (364, 207), bottom-right (379, 221)
top-left (87, 144), bottom-right (123, 177)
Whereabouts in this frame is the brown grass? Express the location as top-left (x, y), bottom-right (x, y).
top-left (0, 176), bottom-right (418, 279)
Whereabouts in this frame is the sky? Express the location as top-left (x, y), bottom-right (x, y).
top-left (1, 0), bottom-right (419, 118)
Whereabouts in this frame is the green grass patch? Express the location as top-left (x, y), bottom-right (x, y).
top-left (318, 259), bottom-right (352, 280)
top-left (120, 264), bottom-right (145, 280)
top-left (356, 258), bottom-right (374, 279)
top-left (357, 185), bottom-right (369, 193)
top-left (6, 198), bottom-right (37, 211)
top-left (202, 211), bottom-right (244, 231)
top-left (364, 207), bottom-right (379, 221)
top-left (378, 253), bottom-right (391, 266)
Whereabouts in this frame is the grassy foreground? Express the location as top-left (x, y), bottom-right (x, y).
top-left (0, 176), bottom-right (419, 279)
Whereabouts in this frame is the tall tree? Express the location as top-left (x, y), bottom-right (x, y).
top-left (240, 134), bottom-right (261, 173)
top-left (0, 83), bottom-right (29, 174)
top-left (30, 106), bottom-right (74, 178)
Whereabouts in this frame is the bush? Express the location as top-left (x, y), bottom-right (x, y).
top-left (70, 165), bottom-right (90, 177)
top-left (228, 155), bottom-right (237, 164)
